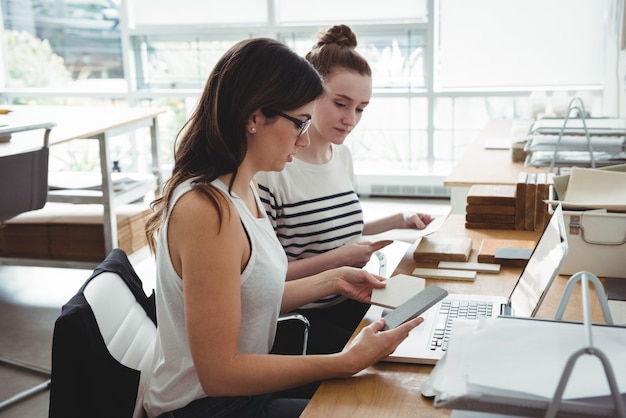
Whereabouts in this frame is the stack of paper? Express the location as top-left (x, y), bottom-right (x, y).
top-left (548, 167), bottom-right (626, 211)
top-left (428, 317), bottom-right (626, 417)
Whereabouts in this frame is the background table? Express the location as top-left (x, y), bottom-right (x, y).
top-left (0, 105), bottom-right (164, 267)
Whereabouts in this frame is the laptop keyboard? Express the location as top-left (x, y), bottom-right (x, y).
top-left (430, 299), bottom-right (494, 352)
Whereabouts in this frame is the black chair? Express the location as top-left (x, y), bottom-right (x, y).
top-left (49, 248), bottom-right (157, 418)
top-left (0, 136), bottom-right (50, 222)
top-left (0, 126), bottom-right (52, 410)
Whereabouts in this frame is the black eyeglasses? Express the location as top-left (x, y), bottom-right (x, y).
top-left (272, 110), bottom-right (311, 138)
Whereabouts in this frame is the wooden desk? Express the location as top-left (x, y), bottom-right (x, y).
top-left (0, 105), bottom-right (164, 267)
top-left (444, 119), bottom-right (549, 214)
top-left (301, 215), bottom-right (604, 418)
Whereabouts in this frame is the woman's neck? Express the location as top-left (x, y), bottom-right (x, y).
top-left (296, 129), bottom-right (333, 164)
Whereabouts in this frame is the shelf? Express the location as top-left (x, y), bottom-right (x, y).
top-left (48, 174), bottom-right (157, 205)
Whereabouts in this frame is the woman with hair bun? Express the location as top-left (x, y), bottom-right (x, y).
top-left (257, 25), bottom-right (433, 355)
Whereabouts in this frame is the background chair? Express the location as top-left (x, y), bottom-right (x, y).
top-left (0, 127), bottom-right (50, 222)
top-left (0, 126), bottom-right (52, 410)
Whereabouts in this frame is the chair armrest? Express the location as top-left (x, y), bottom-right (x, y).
top-left (277, 313), bottom-right (310, 355)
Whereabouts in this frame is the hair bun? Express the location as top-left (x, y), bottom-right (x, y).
top-left (316, 24), bottom-right (357, 49)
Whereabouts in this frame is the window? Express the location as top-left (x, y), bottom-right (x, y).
top-left (2, 0), bottom-right (124, 81)
top-left (0, 0), bottom-right (621, 197)
top-left (437, 0), bottom-right (610, 89)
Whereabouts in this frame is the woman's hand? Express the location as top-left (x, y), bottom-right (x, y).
top-left (401, 211), bottom-right (434, 230)
top-left (363, 212), bottom-right (435, 235)
top-left (333, 240), bottom-right (393, 269)
top-left (331, 266), bottom-right (387, 303)
top-left (338, 317), bottom-right (424, 376)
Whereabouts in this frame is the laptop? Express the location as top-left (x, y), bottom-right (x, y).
top-left (383, 203), bottom-right (568, 365)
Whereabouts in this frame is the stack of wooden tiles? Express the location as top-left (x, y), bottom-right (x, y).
top-left (465, 184), bottom-right (516, 230)
top-left (464, 174), bottom-right (552, 231)
top-left (515, 172), bottom-right (552, 231)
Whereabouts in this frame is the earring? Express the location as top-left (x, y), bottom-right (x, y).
top-left (250, 127), bottom-right (256, 133)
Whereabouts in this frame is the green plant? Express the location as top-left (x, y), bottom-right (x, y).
top-left (4, 29), bottom-right (72, 88)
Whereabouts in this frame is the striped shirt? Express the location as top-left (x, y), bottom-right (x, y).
top-left (256, 144), bottom-right (364, 308)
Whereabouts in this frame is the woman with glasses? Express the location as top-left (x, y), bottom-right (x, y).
top-left (256, 25), bottom-right (433, 356)
top-left (142, 38), bottom-right (422, 418)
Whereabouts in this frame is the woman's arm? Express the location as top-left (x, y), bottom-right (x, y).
top-left (285, 239), bottom-right (392, 280)
top-left (363, 211), bottom-right (434, 236)
top-left (281, 265), bottom-right (385, 313)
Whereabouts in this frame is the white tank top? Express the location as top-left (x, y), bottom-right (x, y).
top-left (144, 178), bottom-right (287, 418)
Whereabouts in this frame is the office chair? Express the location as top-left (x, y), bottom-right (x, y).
top-left (0, 127), bottom-right (52, 410)
top-left (49, 248), bottom-right (157, 418)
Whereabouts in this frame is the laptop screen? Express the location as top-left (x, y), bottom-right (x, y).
top-left (507, 204), bottom-right (568, 317)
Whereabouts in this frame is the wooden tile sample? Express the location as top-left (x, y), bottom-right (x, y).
top-left (494, 247), bottom-right (533, 267)
top-left (413, 236), bottom-right (472, 262)
top-left (466, 204), bottom-right (516, 215)
top-left (524, 173), bottom-right (537, 231)
top-left (477, 238), bottom-right (536, 263)
top-left (412, 267), bottom-right (477, 281)
top-left (534, 172), bottom-right (549, 231)
top-left (465, 213), bottom-right (515, 224)
top-left (465, 222), bottom-right (515, 230)
top-left (466, 184), bottom-right (516, 206)
top-left (515, 172), bottom-right (527, 230)
top-left (438, 261), bottom-right (501, 273)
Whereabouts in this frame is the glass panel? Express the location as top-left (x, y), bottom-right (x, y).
top-left (147, 96), bottom-right (199, 172)
top-left (132, 35), bottom-right (260, 89)
top-left (438, 0), bottom-right (611, 88)
top-left (276, 0), bottom-right (427, 24)
top-left (434, 96), bottom-right (532, 162)
top-left (435, 96), bottom-right (532, 132)
top-left (280, 29), bottom-right (427, 91)
top-left (128, 0), bottom-right (267, 26)
top-left (2, 0), bottom-right (124, 83)
top-left (433, 130), bottom-right (475, 164)
top-left (346, 97), bottom-right (428, 171)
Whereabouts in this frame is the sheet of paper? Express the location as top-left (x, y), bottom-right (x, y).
top-left (553, 167), bottom-right (626, 211)
top-left (362, 208), bottom-right (451, 243)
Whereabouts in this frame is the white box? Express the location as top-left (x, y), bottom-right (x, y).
top-left (560, 210), bottom-right (626, 278)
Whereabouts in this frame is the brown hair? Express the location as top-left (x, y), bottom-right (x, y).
top-left (305, 24), bottom-right (371, 79)
top-left (145, 38), bottom-right (323, 253)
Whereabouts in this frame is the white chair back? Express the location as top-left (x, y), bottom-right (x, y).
top-left (84, 272), bottom-right (156, 418)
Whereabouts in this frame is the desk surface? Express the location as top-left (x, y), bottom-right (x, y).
top-left (444, 119), bottom-right (549, 188)
top-left (301, 214), bottom-right (604, 418)
top-left (0, 105), bottom-right (164, 154)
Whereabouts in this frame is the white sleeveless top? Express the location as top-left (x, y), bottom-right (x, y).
top-left (144, 178), bottom-right (287, 418)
